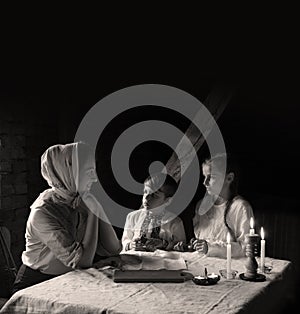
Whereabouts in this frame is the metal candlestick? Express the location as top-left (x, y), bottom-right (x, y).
top-left (240, 234), bottom-right (266, 282)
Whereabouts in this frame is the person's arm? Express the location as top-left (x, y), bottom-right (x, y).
top-left (80, 194), bottom-right (122, 258)
top-left (121, 214), bottom-right (135, 251)
top-left (30, 210), bottom-right (83, 269)
top-left (233, 200), bottom-right (254, 256)
top-left (198, 239), bottom-right (246, 258)
top-left (165, 217), bottom-right (186, 251)
top-left (83, 209), bottom-right (121, 268)
top-left (96, 219), bottom-right (122, 257)
top-left (79, 208), bottom-right (101, 267)
top-left (202, 200), bottom-right (254, 258)
top-left (204, 240), bottom-right (243, 258)
top-left (192, 236), bottom-right (243, 257)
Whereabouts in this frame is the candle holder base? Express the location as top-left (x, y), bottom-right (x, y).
top-left (192, 275), bottom-right (220, 285)
top-left (239, 273), bottom-right (266, 282)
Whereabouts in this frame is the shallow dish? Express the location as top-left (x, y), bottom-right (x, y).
top-left (192, 274), bottom-right (220, 285)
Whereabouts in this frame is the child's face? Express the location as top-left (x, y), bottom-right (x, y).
top-left (202, 164), bottom-right (231, 196)
top-left (142, 184), bottom-right (169, 210)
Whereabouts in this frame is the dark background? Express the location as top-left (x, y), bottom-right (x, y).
top-left (1, 57), bottom-right (299, 250)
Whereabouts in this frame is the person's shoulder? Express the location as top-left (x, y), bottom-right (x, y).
top-left (26, 206), bottom-right (58, 233)
top-left (126, 208), bottom-right (145, 220)
top-left (231, 195), bottom-right (253, 212)
top-left (195, 198), bottom-right (203, 210)
top-left (29, 204), bottom-right (56, 222)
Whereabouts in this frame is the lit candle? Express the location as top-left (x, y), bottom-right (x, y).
top-left (249, 217), bottom-right (255, 235)
top-left (194, 275), bottom-right (205, 279)
top-left (204, 267), bottom-right (208, 278)
top-left (226, 232), bottom-right (232, 279)
top-left (260, 227), bottom-right (265, 272)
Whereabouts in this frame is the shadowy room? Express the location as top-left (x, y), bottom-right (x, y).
top-left (1, 64), bottom-right (300, 312)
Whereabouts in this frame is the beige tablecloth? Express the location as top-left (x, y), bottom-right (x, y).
top-left (0, 253), bottom-right (293, 314)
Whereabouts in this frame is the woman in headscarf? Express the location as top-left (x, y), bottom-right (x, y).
top-left (12, 142), bottom-right (122, 294)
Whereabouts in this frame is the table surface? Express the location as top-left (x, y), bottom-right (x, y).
top-left (0, 253), bottom-right (293, 314)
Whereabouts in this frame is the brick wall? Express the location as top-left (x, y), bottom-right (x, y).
top-left (0, 100), bottom-right (58, 267)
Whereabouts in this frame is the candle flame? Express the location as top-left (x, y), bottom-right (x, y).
top-left (261, 227), bottom-right (264, 240)
top-left (227, 232), bottom-right (230, 244)
top-left (250, 217), bottom-right (254, 229)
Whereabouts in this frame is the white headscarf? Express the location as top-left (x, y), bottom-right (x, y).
top-left (31, 143), bottom-right (110, 222)
top-left (30, 143), bottom-right (82, 210)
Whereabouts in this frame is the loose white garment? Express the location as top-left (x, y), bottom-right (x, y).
top-left (122, 208), bottom-right (186, 251)
top-left (22, 143), bottom-right (121, 275)
top-left (193, 195), bottom-right (254, 258)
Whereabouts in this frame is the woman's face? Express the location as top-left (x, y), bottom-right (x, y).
top-left (202, 164), bottom-right (231, 196)
top-left (78, 155), bottom-right (98, 193)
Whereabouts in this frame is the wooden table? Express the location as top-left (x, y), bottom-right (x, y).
top-left (0, 253), bottom-right (294, 314)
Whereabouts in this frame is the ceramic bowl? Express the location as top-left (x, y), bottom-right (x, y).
top-left (258, 265), bottom-right (273, 274)
top-left (219, 269), bottom-right (238, 279)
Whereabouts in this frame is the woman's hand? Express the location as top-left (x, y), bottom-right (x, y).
top-left (93, 254), bottom-right (142, 269)
top-left (92, 256), bottom-right (124, 269)
top-left (120, 254), bottom-right (142, 265)
top-left (192, 239), bottom-right (208, 254)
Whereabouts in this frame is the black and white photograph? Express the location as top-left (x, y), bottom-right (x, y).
top-left (0, 23), bottom-right (299, 313)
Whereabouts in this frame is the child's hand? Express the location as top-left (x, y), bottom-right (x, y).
top-left (173, 241), bottom-right (185, 252)
top-left (130, 239), bottom-right (147, 251)
top-left (173, 241), bottom-right (194, 252)
top-left (145, 238), bottom-right (164, 251)
top-left (192, 239), bottom-right (208, 254)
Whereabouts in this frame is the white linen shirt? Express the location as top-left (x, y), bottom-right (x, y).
top-left (122, 208), bottom-right (186, 251)
top-left (193, 196), bottom-right (254, 258)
